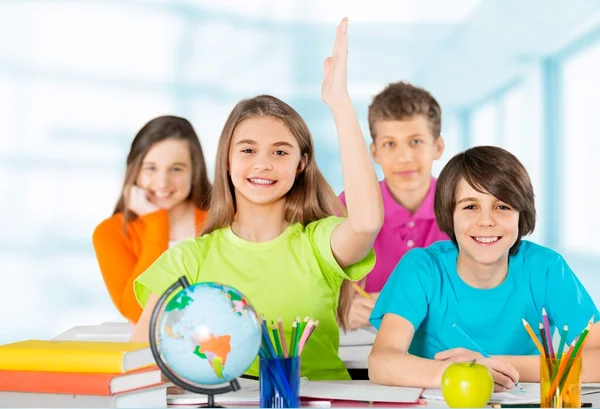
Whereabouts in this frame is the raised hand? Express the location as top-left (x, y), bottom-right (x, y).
top-left (321, 17), bottom-right (351, 109)
top-left (126, 185), bottom-right (159, 216)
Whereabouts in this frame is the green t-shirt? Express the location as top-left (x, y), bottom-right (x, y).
top-left (134, 216), bottom-right (375, 380)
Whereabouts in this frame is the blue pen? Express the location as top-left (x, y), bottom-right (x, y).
top-left (452, 323), bottom-right (525, 392)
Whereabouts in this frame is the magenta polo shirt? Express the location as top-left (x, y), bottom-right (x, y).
top-left (339, 178), bottom-right (449, 293)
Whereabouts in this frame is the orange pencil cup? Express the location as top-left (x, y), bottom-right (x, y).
top-left (540, 356), bottom-right (582, 408)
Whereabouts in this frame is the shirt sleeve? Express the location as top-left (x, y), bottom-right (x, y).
top-left (545, 254), bottom-right (600, 343)
top-left (134, 238), bottom-right (204, 308)
top-left (305, 216), bottom-right (375, 285)
top-left (370, 248), bottom-right (434, 331)
top-left (92, 210), bottom-right (170, 323)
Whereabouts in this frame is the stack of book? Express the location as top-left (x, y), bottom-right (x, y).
top-left (0, 340), bottom-right (165, 408)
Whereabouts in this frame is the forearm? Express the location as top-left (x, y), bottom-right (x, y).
top-left (495, 355), bottom-right (540, 382)
top-left (496, 350), bottom-right (600, 383)
top-left (369, 347), bottom-right (450, 388)
top-left (331, 101), bottom-right (383, 233)
top-left (582, 348), bottom-right (600, 382)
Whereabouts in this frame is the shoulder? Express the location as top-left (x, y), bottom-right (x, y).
top-left (92, 213), bottom-right (125, 242)
top-left (189, 228), bottom-right (221, 251)
top-left (515, 240), bottom-right (563, 268)
top-left (194, 207), bottom-right (209, 222)
top-left (304, 216), bottom-right (344, 235)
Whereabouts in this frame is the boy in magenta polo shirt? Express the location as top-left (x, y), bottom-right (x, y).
top-left (340, 82), bottom-right (448, 330)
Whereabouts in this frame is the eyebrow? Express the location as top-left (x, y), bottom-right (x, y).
top-left (380, 133), bottom-right (424, 140)
top-left (235, 139), bottom-right (295, 148)
top-left (456, 197), bottom-right (478, 205)
top-left (142, 161), bottom-right (189, 167)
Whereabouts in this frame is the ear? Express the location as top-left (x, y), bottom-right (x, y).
top-left (433, 136), bottom-right (445, 160)
top-left (297, 153), bottom-right (308, 175)
top-left (370, 142), bottom-right (381, 165)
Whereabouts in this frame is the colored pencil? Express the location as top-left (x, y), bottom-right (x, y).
top-left (522, 318), bottom-right (546, 356)
top-left (352, 282), bottom-right (372, 299)
top-left (541, 308), bottom-right (555, 358)
top-left (277, 316), bottom-right (288, 358)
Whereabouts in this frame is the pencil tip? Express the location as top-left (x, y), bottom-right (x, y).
top-left (542, 307), bottom-right (547, 315)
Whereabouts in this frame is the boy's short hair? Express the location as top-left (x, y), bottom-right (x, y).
top-left (368, 81), bottom-right (442, 141)
top-left (434, 146), bottom-right (536, 254)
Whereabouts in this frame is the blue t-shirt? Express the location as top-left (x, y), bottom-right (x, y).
top-left (370, 240), bottom-right (599, 359)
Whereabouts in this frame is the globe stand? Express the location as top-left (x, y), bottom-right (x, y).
top-left (149, 276), bottom-right (242, 408)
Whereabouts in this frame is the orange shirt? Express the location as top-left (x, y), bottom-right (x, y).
top-left (92, 208), bottom-right (207, 323)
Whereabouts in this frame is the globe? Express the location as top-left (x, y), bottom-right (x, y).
top-left (150, 279), bottom-right (262, 390)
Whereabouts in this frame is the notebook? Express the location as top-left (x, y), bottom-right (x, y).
top-left (301, 380), bottom-right (423, 403)
top-left (0, 340), bottom-right (152, 373)
top-left (0, 366), bottom-right (162, 395)
top-left (423, 382), bottom-right (541, 405)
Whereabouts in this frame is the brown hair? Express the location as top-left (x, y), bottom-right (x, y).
top-left (368, 81), bottom-right (441, 140)
top-left (434, 146), bottom-right (536, 254)
top-left (113, 115), bottom-right (212, 228)
top-left (201, 95), bottom-right (355, 329)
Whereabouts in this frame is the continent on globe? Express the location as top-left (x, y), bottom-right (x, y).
top-left (205, 282), bottom-right (251, 316)
top-left (193, 334), bottom-right (232, 379)
top-left (166, 290), bottom-right (194, 312)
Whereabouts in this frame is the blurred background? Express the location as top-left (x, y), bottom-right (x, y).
top-left (0, 0), bottom-right (598, 344)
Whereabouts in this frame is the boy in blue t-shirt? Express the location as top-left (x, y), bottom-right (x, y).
top-left (369, 146), bottom-right (600, 392)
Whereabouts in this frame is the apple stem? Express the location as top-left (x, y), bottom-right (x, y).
top-left (469, 359), bottom-right (476, 367)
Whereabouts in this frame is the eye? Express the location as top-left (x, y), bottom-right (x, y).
top-left (142, 166), bottom-right (156, 172)
top-left (463, 205), bottom-right (477, 210)
top-left (383, 141), bottom-right (394, 148)
top-left (410, 139), bottom-right (423, 145)
top-left (274, 150), bottom-right (287, 156)
top-left (172, 167), bottom-right (183, 172)
top-left (241, 148), bottom-right (254, 154)
top-left (497, 204), bottom-right (512, 211)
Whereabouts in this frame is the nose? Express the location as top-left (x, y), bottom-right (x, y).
top-left (157, 169), bottom-right (170, 188)
top-left (476, 209), bottom-right (496, 227)
top-left (253, 155), bottom-right (273, 172)
top-left (395, 145), bottom-right (413, 163)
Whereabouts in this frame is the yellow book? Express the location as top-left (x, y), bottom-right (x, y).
top-left (0, 340), bottom-right (153, 373)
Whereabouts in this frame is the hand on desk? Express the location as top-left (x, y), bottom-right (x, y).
top-left (435, 347), bottom-right (519, 393)
top-left (346, 293), bottom-right (378, 330)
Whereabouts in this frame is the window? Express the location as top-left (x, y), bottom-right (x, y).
top-left (561, 41), bottom-right (600, 254)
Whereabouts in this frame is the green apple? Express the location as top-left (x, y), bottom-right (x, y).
top-left (441, 360), bottom-right (494, 408)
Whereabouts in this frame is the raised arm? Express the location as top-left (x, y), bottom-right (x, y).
top-left (322, 18), bottom-right (383, 269)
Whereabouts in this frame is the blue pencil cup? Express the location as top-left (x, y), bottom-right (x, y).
top-left (259, 356), bottom-right (301, 408)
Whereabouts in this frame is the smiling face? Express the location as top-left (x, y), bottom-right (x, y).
top-left (135, 138), bottom-right (193, 210)
top-left (453, 177), bottom-right (520, 268)
top-left (228, 116), bottom-right (307, 208)
top-left (370, 116), bottom-right (444, 195)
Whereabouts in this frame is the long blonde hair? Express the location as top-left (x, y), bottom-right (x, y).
top-left (201, 95), bottom-right (354, 330)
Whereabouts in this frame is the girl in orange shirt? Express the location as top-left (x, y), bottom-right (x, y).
top-left (93, 115), bottom-right (212, 323)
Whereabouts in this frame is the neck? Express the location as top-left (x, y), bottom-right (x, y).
top-left (456, 252), bottom-right (509, 289)
top-left (231, 198), bottom-right (289, 242)
top-left (168, 200), bottom-right (194, 223)
top-left (386, 178), bottom-right (431, 214)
